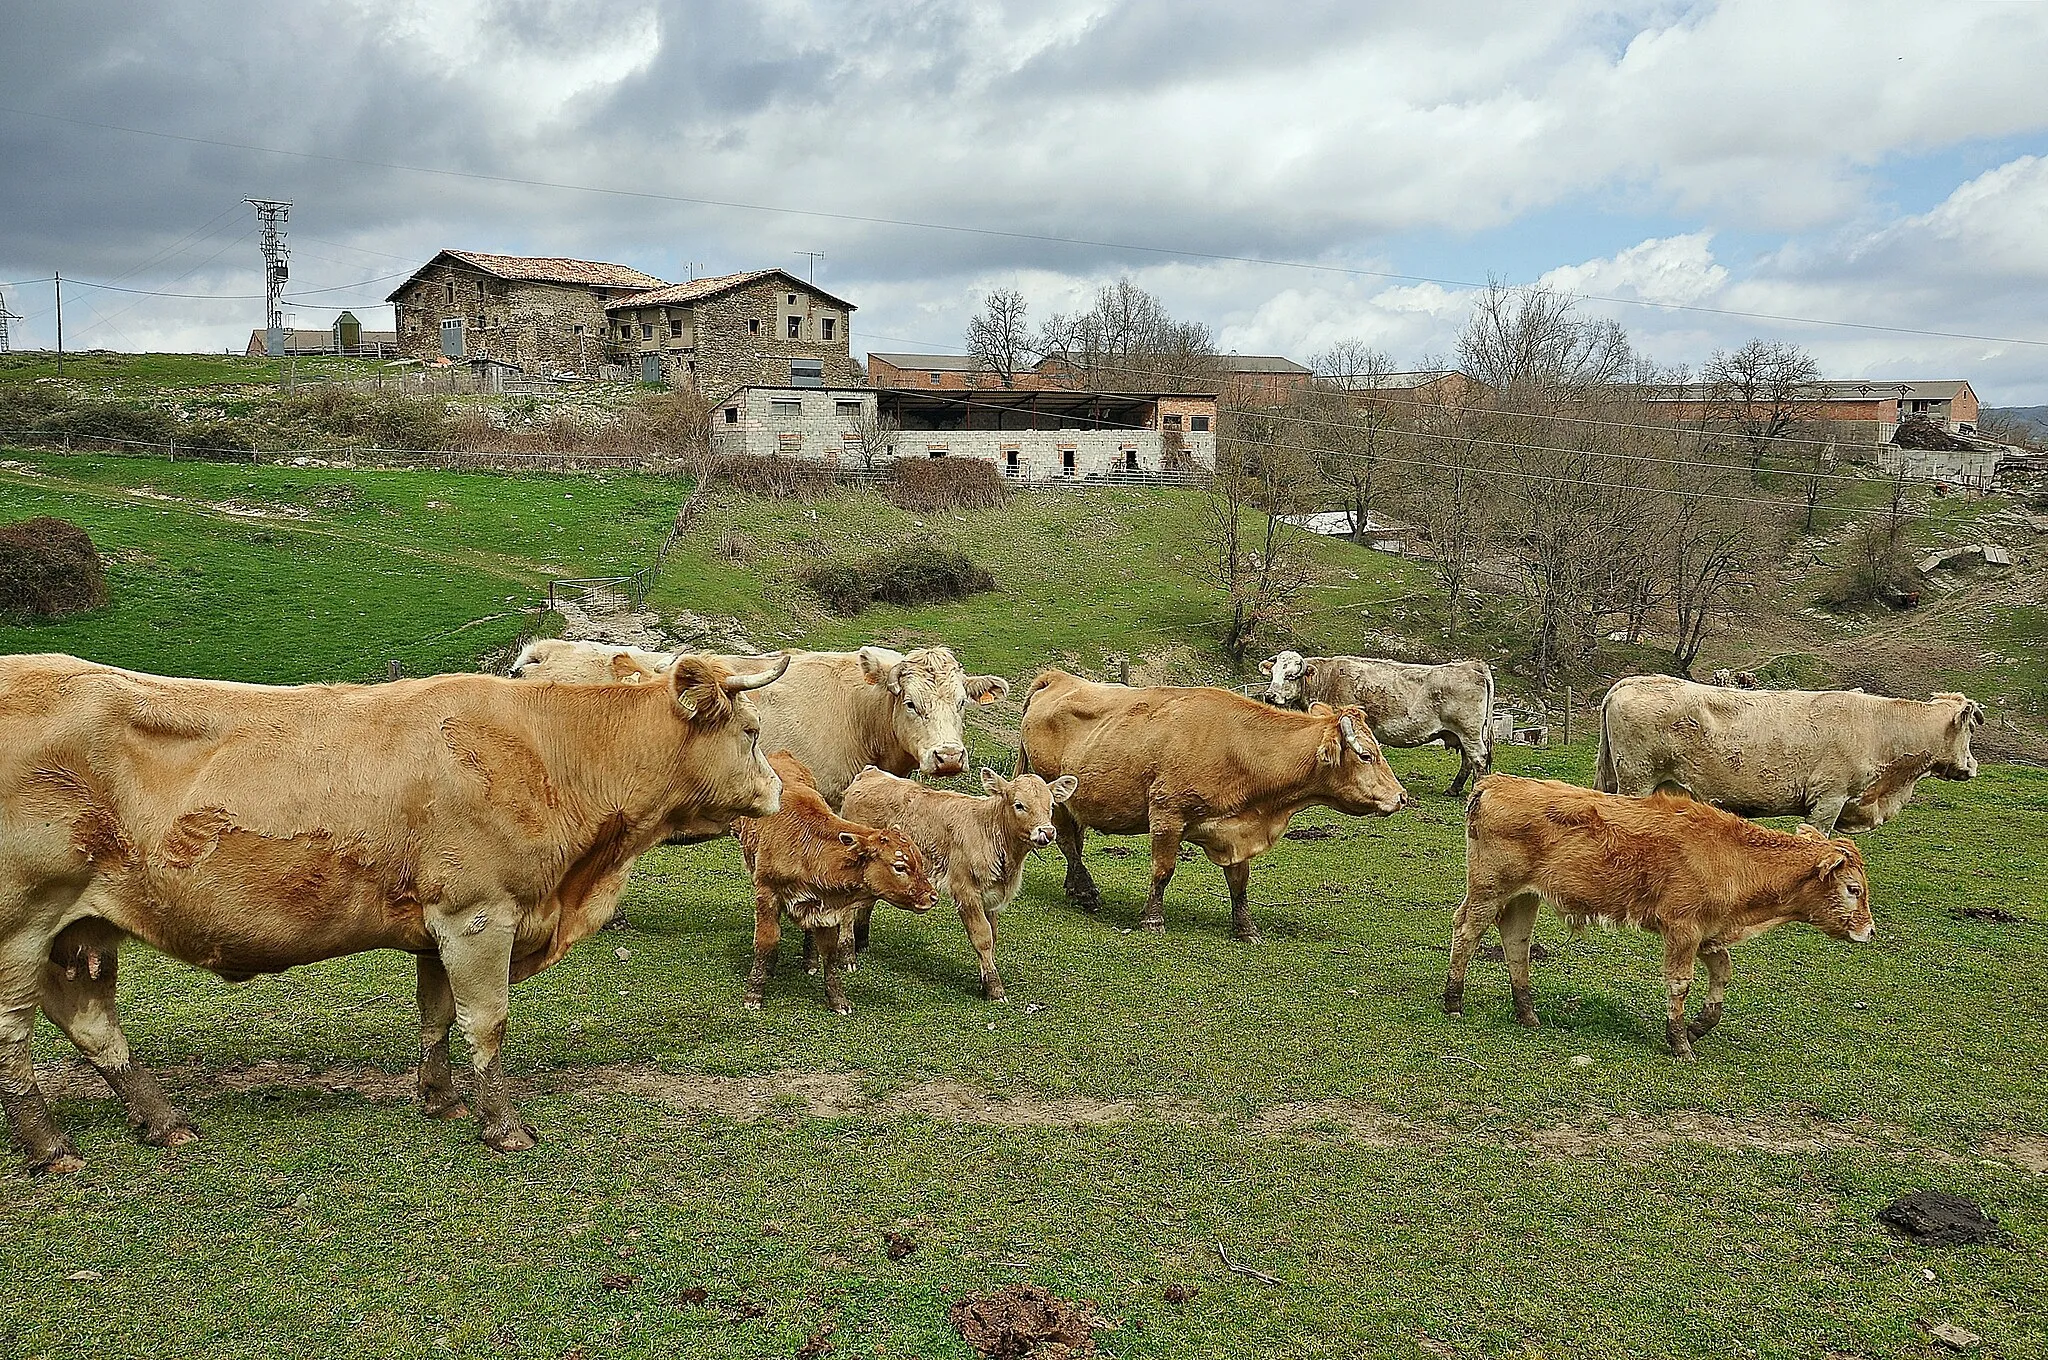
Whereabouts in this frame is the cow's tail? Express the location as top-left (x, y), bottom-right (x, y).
top-left (1594, 684), bottom-right (1619, 794)
top-left (1479, 661), bottom-right (1496, 773)
top-left (1014, 671), bottom-right (1056, 777)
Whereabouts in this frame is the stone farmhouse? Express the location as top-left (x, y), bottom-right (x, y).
top-left (603, 269), bottom-right (858, 394)
top-left (712, 383), bottom-right (1217, 480)
top-left (388, 251), bottom-right (666, 376)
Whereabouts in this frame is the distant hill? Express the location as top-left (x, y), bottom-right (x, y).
top-left (1984, 405), bottom-right (2048, 440)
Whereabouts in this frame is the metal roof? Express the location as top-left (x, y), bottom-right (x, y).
top-left (1216, 354), bottom-right (1312, 374)
top-left (866, 352), bottom-right (983, 370)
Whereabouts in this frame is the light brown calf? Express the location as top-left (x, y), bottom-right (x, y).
top-left (735, 752), bottom-right (937, 1014)
top-left (1444, 775), bottom-right (1875, 1058)
top-left (840, 766), bottom-right (1078, 1000)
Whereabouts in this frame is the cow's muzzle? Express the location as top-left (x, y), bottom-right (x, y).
top-left (924, 745), bottom-right (969, 778)
top-left (1850, 923), bottom-right (1876, 944)
top-left (1029, 826), bottom-right (1057, 848)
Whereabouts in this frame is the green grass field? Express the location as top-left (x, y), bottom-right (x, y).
top-left (2, 445), bottom-right (2045, 1358)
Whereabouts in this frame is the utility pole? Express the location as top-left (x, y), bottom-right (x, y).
top-left (53, 272), bottom-right (63, 377)
top-left (245, 198), bottom-right (292, 360)
top-left (796, 251), bottom-right (824, 283)
top-left (0, 290), bottom-right (19, 354)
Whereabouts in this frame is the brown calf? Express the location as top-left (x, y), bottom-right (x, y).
top-left (1444, 775), bottom-right (1875, 1058)
top-left (735, 752), bottom-right (937, 1014)
top-left (840, 766), bottom-right (1078, 1000)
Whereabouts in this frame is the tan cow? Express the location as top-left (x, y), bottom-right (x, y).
top-left (736, 752), bottom-right (937, 1014)
top-left (1595, 674), bottom-right (1983, 833)
top-left (513, 642), bottom-right (1008, 807)
top-left (1445, 775), bottom-right (1875, 1058)
top-left (841, 765), bottom-right (1078, 1000)
top-left (0, 650), bottom-right (788, 1172)
top-left (1018, 670), bottom-right (1408, 940)
top-left (1261, 650), bottom-right (1495, 794)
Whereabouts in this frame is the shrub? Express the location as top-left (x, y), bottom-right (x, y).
top-left (800, 542), bottom-right (996, 615)
top-left (710, 455), bottom-right (835, 499)
top-left (49, 399), bottom-right (178, 448)
top-left (0, 516), bottom-right (109, 620)
top-left (886, 458), bottom-right (1008, 512)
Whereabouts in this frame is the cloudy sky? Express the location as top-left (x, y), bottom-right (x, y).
top-left (4, 0), bottom-right (2047, 403)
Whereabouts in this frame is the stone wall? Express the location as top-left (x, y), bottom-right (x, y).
top-left (392, 264), bottom-right (620, 374)
top-left (615, 277), bottom-right (858, 397)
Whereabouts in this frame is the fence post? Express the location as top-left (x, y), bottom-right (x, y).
top-left (387, 660), bottom-right (403, 682)
top-left (167, 439), bottom-right (174, 462)
top-left (1563, 688), bottom-right (1572, 746)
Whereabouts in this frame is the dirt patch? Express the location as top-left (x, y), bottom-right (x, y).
top-left (1953, 907), bottom-right (2029, 925)
top-left (879, 1080), bottom-right (1162, 1127)
top-left (1980, 1135), bottom-right (2048, 1173)
top-left (1282, 824), bottom-right (1341, 841)
top-left (601, 1067), bottom-right (868, 1120)
top-left (950, 1283), bottom-right (1108, 1359)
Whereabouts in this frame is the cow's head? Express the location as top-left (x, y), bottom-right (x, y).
top-left (981, 767), bottom-right (1077, 849)
top-left (842, 826), bottom-right (938, 913)
top-left (660, 653), bottom-right (791, 838)
top-left (510, 638), bottom-right (668, 685)
top-left (1795, 825), bottom-right (1875, 943)
top-left (858, 646), bottom-right (1008, 779)
top-left (1309, 702), bottom-right (1408, 816)
top-left (1931, 692), bottom-right (1985, 781)
top-left (1260, 650), bottom-right (1311, 708)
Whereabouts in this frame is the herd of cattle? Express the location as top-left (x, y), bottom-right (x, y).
top-left (0, 638), bottom-right (1986, 1171)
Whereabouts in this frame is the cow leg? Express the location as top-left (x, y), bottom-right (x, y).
top-left (1807, 794), bottom-right (1848, 838)
top-left (435, 911), bottom-right (534, 1153)
top-left (744, 888), bottom-right (780, 1010)
top-left (815, 925), bottom-right (851, 1016)
top-left (1448, 737), bottom-right (1477, 797)
top-left (1141, 814), bottom-right (1185, 932)
top-left (1688, 943), bottom-right (1732, 1042)
top-left (1054, 806), bottom-right (1100, 911)
top-left (38, 937), bottom-right (196, 1149)
top-left (1499, 894), bottom-right (1542, 1028)
top-left (851, 903), bottom-right (873, 964)
top-left (1222, 860), bottom-right (1259, 943)
top-left (2, 933), bottom-right (82, 1173)
top-left (414, 954), bottom-right (468, 1120)
top-left (1443, 893), bottom-right (1500, 1016)
top-left (958, 893), bottom-right (1004, 1001)
top-left (1663, 936), bottom-right (1701, 1060)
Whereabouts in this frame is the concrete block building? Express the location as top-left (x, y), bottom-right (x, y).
top-left (387, 251), bottom-right (668, 375)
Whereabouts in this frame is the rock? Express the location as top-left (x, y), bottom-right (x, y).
top-left (615, 946), bottom-right (631, 962)
top-left (1927, 1321), bottom-right (1981, 1351)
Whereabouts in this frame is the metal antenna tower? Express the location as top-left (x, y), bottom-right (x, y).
top-left (0, 290), bottom-right (19, 353)
top-left (246, 198), bottom-right (292, 356)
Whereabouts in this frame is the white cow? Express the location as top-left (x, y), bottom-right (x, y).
top-left (1261, 650), bottom-right (1494, 794)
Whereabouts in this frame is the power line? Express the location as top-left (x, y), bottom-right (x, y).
top-left (6, 103), bottom-right (2046, 351)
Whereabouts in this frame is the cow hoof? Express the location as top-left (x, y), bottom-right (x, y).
top-left (843, 958), bottom-right (858, 973)
top-left (742, 996), bottom-right (763, 1011)
top-left (421, 1100), bottom-right (470, 1122)
top-left (1141, 918), bottom-right (1166, 934)
top-left (31, 1148), bottom-right (87, 1176)
top-left (805, 964), bottom-right (821, 977)
top-left (481, 1121), bottom-right (539, 1153)
top-left (1670, 1046), bottom-right (1697, 1063)
top-left (986, 987), bottom-right (1008, 1003)
top-left (1233, 928), bottom-right (1261, 943)
top-left (1514, 1012), bottom-right (1540, 1029)
top-left (144, 1122), bottom-right (201, 1148)
top-left (1442, 986), bottom-right (1465, 1016)
top-left (831, 1004), bottom-right (853, 1017)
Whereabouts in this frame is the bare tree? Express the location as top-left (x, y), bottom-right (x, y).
top-left (1701, 340), bottom-right (1821, 477)
top-left (1306, 344), bottom-right (1398, 543)
top-left (841, 406), bottom-right (899, 474)
top-left (1458, 282), bottom-right (1631, 400)
top-left (965, 288), bottom-right (1031, 388)
top-left (1036, 279), bottom-right (1217, 392)
top-left (1388, 414), bottom-right (1491, 637)
top-left (1203, 404), bottom-right (1322, 663)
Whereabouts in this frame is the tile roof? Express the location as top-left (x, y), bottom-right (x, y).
top-left (866, 352), bottom-right (983, 370)
top-left (441, 251), bottom-right (668, 289)
top-left (603, 268), bottom-right (858, 313)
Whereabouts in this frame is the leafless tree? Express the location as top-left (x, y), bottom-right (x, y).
top-left (1701, 340), bottom-right (1821, 477)
top-left (1458, 282), bottom-right (1631, 401)
top-left (1388, 414), bottom-right (1491, 637)
top-left (1306, 344), bottom-right (1399, 543)
top-left (841, 406), bottom-right (899, 474)
top-left (1203, 403), bottom-right (1322, 663)
top-left (966, 288), bottom-right (1031, 388)
top-left (1036, 279), bottom-right (1217, 392)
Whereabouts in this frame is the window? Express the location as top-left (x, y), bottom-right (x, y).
top-left (790, 358), bottom-right (824, 387)
top-left (668, 318), bottom-right (683, 338)
top-left (1124, 447), bottom-right (1139, 470)
top-left (1191, 415), bottom-right (1211, 432)
top-left (770, 399), bottom-right (801, 416)
top-left (724, 407), bottom-right (738, 423)
top-left (928, 445), bottom-right (948, 458)
top-left (787, 294), bottom-right (797, 305)
top-left (835, 400), bottom-right (861, 417)
top-left (1163, 414), bottom-right (1182, 429)
top-left (787, 316), bottom-right (802, 339)
top-left (749, 319), bottom-right (760, 334)
top-left (928, 372), bottom-right (943, 386)
top-left (1005, 449), bottom-right (1020, 473)
top-left (778, 433), bottom-right (802, 454)
top-left (821, 318), bottom-right (835, 341)
top-left (574, 324), bottom-right (584, 335)
top-left (444, 282), bottom-right (455, 304)
top-left (1061, 448), bottom-right (1076, 475)
top-left (640, 324), bottom-right (653, 339)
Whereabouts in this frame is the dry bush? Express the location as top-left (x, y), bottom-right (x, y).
top-left (0, 516), bottom-right (109, 620)
top-left (801, 543), bottom-right (996, 615)
top-left (710, 455), bottom-right (835, 499)
top-left (715, 529), bottom-right (755, 563)
top-left (612, 389), bottom-right (712, 460)
top-left (886, 458), bottom-right (1009, 512)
